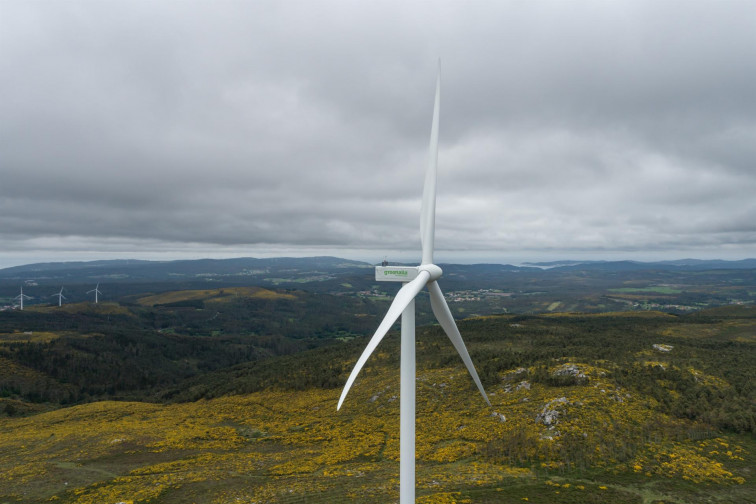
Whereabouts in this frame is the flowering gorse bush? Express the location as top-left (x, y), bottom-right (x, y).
top-left (0, 360), bottom-right (750, 503)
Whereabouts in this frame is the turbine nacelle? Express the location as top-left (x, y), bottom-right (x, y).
top-left (375, 264), bottom-right (443, 283)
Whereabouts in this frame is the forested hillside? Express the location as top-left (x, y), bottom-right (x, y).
top-left (1, 260), bottom-right (755, 503)
top-left (160, 307), bottom-right (756, 435)
top-left (0, 287), bottom-right (392, 408)
top-left (1, 308), bottom-right (754, 503)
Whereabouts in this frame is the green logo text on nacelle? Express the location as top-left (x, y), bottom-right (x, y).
top-left (375, 266), bottom-right (419, 282)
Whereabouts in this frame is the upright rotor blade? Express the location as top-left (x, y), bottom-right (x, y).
top-left (337, 270), bottom-right (431, 410)
top-left (428, 280), bottom-right (491, 406)
top-left (420, 62), bottom-right (441, 265)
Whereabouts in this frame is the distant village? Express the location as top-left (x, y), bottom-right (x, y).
top-left (357, 287), bottom-right (512, 302)
top-left (443, 288), bottom-right (512, 302)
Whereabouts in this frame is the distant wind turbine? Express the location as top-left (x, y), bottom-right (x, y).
top-left (338, 64), bottom-right (490, 504)
top-left (51, 287), bottom-right (66, 307)
top-left (14, 286), bottom-right (32, 310)
top-left (87, 283), bottom-right (102, 303)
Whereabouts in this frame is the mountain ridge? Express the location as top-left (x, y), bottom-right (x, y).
top-left (4, 256), bottom-right (756, 281)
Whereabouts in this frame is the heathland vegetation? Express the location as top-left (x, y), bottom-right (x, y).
top-left (0, 258), bottom-right (755, 502)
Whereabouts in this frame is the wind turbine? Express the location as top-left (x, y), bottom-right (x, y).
top-left (337, 64), bottom-right (490, 504)
top-left (51, 287), bottom-right (66, 307)
top-left (87, 283), bottom-right (102, 303)
top-left (14, 286), bottom-right (32, 310)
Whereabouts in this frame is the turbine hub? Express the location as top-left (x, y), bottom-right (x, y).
top-left (418, 263), bottom-right (442, 282)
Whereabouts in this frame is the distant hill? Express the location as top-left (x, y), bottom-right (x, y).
top-left (0, 256), bottom-right (371, 283)
top-left (5, 256), bottom-right (756, 283)
top-left (0, 259), bottom-right (154, 274)
top-left (2, 256), bottom-right (756, 314)
top-left (653, 258), bottom-right (756, 269)
top-left (526, 258), bottom-right (756, 271)
top-left (4, 257), bottom-right (756, 285)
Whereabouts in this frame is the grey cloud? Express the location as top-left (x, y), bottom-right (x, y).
top-left (1, 0), bottom-right (755, 267)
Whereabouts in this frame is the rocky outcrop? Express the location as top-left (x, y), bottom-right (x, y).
top-left (653, 343), bottom-right (673, 352)
top-left (536, 397), bottom-right (569, 426)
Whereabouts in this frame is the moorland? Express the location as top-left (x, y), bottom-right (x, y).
top-left (0, 257), bottom-right (754, 503)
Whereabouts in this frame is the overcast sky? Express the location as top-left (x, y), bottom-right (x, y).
top-left (1, 1), bottom-right (755, 268)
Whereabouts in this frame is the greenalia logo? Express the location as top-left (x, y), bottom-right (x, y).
top-left (384, 270), bottom-right (408, 276)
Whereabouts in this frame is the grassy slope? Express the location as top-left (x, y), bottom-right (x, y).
top-left (1, 367), bottom-right (752, 503)
top-left (135, 287), bottom-right (296, 307)
top-left (1, 310), bottom-right (755, 503)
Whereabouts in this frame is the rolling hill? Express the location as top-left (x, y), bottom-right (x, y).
top-left (1, 308), bottom-right (754, 503)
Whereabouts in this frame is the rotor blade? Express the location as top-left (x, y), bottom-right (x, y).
top-left (420, 61), bottom-right (440, 265)
top-left (337, 270), bottom-right (430, 410)
top-left (428, 280), bottom-right (490, 406)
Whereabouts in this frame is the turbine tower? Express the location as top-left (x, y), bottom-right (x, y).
top-left (338, 64), bottom-right (490, 504)
top-left (51, 287), bottom-right (66, 307)
top-left (14, 286), bottom-right (32, 310)
top-left (87, 283), bottom-right (102, 304)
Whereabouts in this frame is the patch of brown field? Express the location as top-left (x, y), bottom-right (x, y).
top-left (661, 319), bottom-right (756, 342)
top-left (27, 302), bottom-right (132, 316)
top-left (245, 288), bottom-right (297, 301)
top-left (544, 311), bottom-right (676, 319)
top-left (0, 331), bottom-right (61, 344)
top-left (137, 287), bottom-right (295, 306)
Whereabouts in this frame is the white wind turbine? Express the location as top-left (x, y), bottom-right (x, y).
top-left (87, 283), bottom-right (102, 304)
top-left (337, 65), bottom-right (490, 504)
top-left (51, 287), bottom-right (66, 307)
top-left (14, 286), bottom-right (32, 310)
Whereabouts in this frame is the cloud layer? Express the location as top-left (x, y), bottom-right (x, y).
top-left (1, 1), bottom-right (755, 266)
